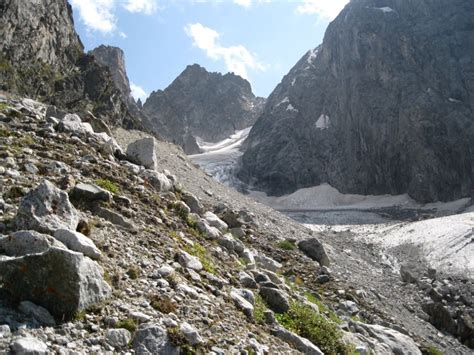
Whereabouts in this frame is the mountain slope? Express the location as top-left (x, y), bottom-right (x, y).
top-left (0, 0), bottom-right (141, 129)
top-left (238, 0), bottom-right (474, 203)
top-left (143, 64), bottom-right (265, 154)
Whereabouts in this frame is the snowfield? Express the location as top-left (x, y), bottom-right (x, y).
top-left (190, 129), bottom-right (474, 279)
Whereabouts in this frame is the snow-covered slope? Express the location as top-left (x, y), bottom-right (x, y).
top-left (189, 127), bottom-right (251, 188)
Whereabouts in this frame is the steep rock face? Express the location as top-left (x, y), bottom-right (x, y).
top-left (90, 45), bottom-right (141, 114)
top-left (143, 64), bottom-right (265, 154)
top-left (0, 0), bottom-right (140, 129)
top-left (239, 0), bottom-right (474, 203)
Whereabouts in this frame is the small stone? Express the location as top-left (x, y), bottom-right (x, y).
top-left (176, 251), bottom-right (203, 271)
top-left (180, 322), bottom-right (203, 346)
top-left (53, 229), bottom-right (101, 260)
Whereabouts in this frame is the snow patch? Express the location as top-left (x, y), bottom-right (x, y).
top-left (315, 114), bottom-right (330, 129)
top-left (374, 7), bottom-right (395, 13)
top-left (286, 104), bottom-right (298, 113)
top-left (307, 47), bottom-right (319, 65)
top-left (276, 97), bottom-right (290, 107)
top-left (448, 97), bottom-right (461, 103)
top-left (291, 78), bottom-right (297, 86)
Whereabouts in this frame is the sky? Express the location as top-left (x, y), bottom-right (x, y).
top-left (70, 0), bottom-right (350, 102)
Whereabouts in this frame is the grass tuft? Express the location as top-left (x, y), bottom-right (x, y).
top-left (95, 178), bottom-right (120, 194)
top-left (276, 300), bottom-right (351, 355)
top-left (277, 240), bottom-right (296, 251)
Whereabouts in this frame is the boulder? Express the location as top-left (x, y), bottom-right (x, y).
top-left (176, 251), bottom-right (202, 271)
top-left (10, 336), bottom-right (48, 355)
top-left (106, 328), bottom-right (132, 349)
top-left (297, 238), bottom-right (330, 267)
top-left (133, 323), bottom-right (179, 355)
top-left (350, 322), bottom-right (422, 355)
top-left (19, 301), bottom-right (56, 327)
top-left (400, 263), bottom-right (425, 284)
top-left (196, 220), bottom-right (221, 239)
top-left (59, 114), bottom-right (94, 136)
top-left (141, 170), bottom-right (172, 192)
top-left (14, 180), bottom-right (79, 234)
top-left (0, 247), bottom-right (111, 320)
top-left (255, 254), bottom-right (282, 273)
top-left (126, 138), bottom-right (158, 170)
top-left (259, 287), bottom-right (289, 313)
top-left (53, 229), bottom-right (102, 260)
top-left (180, 322), bottom-right (203, 346)
top-left (182, 192), bottom-right (204, 215)
top-left (70, 183), bottom-right (112, 203)
top-left (272, 327), bottom-right (323, 355)
top-left (230, 288), bottom-right (254, 319)
top-left (0, 231), bottom-right (65, 256)
top-left (203, 212), bottom-right (228, 232)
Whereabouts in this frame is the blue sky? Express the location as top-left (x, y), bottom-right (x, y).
top-left (70, 0), bottom-right (349, 101)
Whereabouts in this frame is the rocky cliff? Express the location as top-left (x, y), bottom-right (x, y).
top-left (143, 64), bottom-right (265, 154)
top-left (0, 0), bottom-right (141, 129)
top-left (239, 0), bottom-right (474, 203)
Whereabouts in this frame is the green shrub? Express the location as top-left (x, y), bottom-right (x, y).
top-left (254, 294), bottom-right (267, 325)
top-left (184, 243), bottom-right (216, 274)
top-left (95, 178), bottom-right (120, 194)
top-left (127, 266), bottom-right (140, 280)
top-left (0, 102), bottom-right (10, 111)
top-left (421, 345), bottom-right (443, 355)
top-left (276, 301), bottom-right (350, 355)
top-left (277, 240), bottom-right (296, 251)
top-left (305, 292), bottom-right (342, 325)
top-left (116, 318), bottom-right (138, 332)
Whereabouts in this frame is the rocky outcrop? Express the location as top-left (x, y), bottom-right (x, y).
top-left (239, 0), bottom-right (474, 203)
top-left (143, 64), bottom-right (265, 154)
top-left (90, 45), bottom-right (144, 118)
top-left (0, 0), bottom-right (141, 129)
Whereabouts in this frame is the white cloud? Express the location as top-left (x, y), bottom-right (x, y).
top-left (296, 0), bottom-right (349, 20)
top-left (184, 23), bottom-right (265, 80)
top-left (70, 0), bottom-right (116, 33)
top-left (130, 83), bottom-right (148, 102)
top-left (119, 31), bottom-right (128, 38)
top-left (123, 0), bottom-right (158, 15)
top-left (233, 0), bottom-right (252, 8)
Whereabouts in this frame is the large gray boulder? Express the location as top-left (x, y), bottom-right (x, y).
top-left (297, 238), bottom-right (330, 267)
top-left (126, 138), bottom-right (158, 170)
top-left (0, 247), bottom-right (111, 320)
top-left (349, 322), bottom-right (422, 355)
top-left (14, 180), bottom-right (79, 234)
top-left (0, 231), bottom-right (65, 256)
top-left (133, 323), bottom-right (179, 354)
top-left (238, 0), bottom-right (474, 203)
